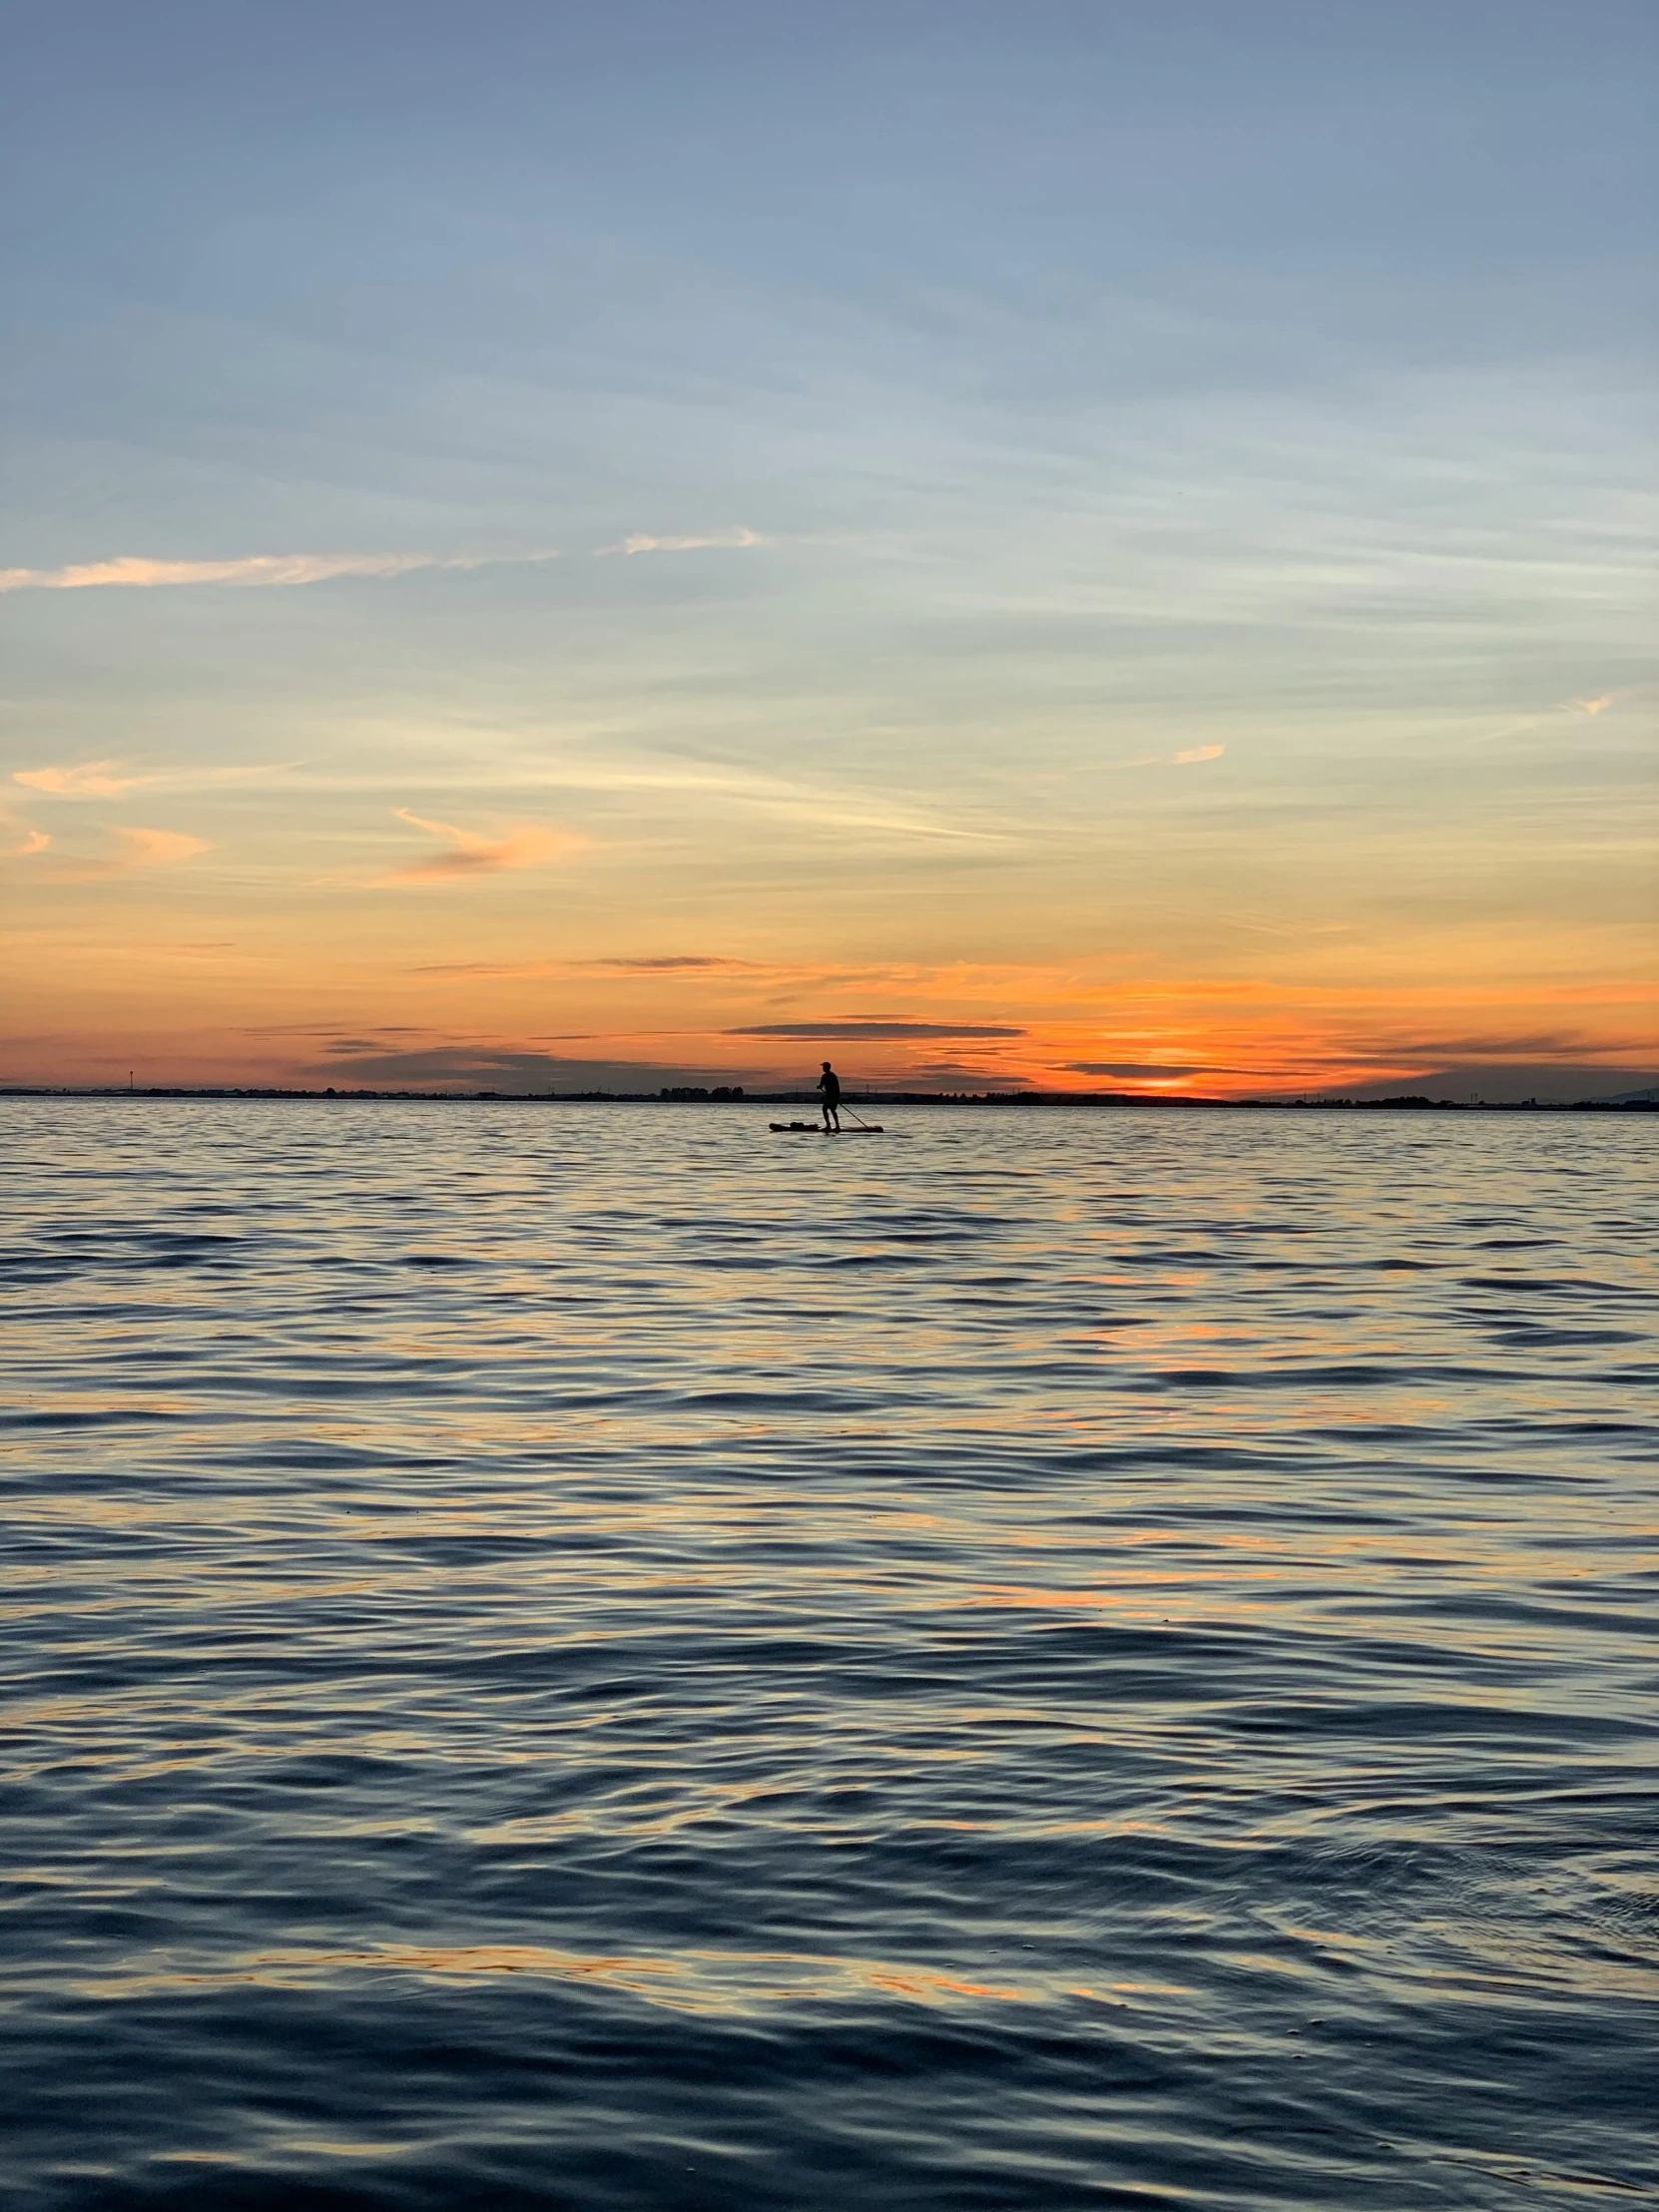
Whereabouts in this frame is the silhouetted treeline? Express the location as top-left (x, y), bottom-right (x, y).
top-left (3, 1086), bottom-right (1652, 1112)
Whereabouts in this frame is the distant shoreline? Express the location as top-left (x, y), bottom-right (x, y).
top-left (2, 1087), bottom-right (1652, 1112)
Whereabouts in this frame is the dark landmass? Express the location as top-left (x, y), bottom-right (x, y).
top-left (2, 1085), bottom-right (1653, 1111)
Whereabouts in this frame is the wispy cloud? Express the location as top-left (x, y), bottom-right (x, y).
top-left (17, 757), bottom-right (307, 801)
top-left (412, 954), bottom-right (763, 977)
top-left (730, 1020), bottom-right (1026, 1040)
top-left (1115, 744), bottom-right (1227, 769)
top-left (388, 809), bottom-right (589, 881)
top-left (408, 959), bottom-right (578, 979)
top-left (0, 531), bottom-right (764, 592)
top-left (0, 551), bottom-right (560, 593)
top-left (47, 826), bottom-right (211, 879)
top-left (2, 824), bottom-right (50, 858)
top-left (119, 827), bottom-right (208, 866)
top-left (595, 528), bottom-right (763, 558)
top-left (15, 759), bottom-right (157, 797)
top-left (586, 955), bottom-right (759, 972)
top-left (498, 756), bottom-right (1002, 845)
top-left (1565, 694), bottom-right (1616, 716)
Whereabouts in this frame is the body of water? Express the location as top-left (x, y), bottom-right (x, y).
top-left (3, 1099), bottom-right (1655, 2210)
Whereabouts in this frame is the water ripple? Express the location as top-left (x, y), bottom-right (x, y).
top-left (1, 1099), bottom-right (1655, 2210)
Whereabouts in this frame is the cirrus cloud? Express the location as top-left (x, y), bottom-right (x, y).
top-left (0, 534), bottom-right (763, 593)
top-left (117, 827), bottom-right (207, 866)
top-left (45, 825), bottom-right (211, 880)
top-left (15, 759), bottom-right (157, 798)
top-left (387, 809), bottom-right (589, 882)
top-left (0, 550), bottom-right (561, 593)
top-left (1118, 743), bottom-right (1228, 768)
top-left (596, 528), bottom-right (763, 557)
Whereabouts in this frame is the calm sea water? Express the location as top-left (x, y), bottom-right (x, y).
top-left (3, 1099), bottom-right (1656, 2212)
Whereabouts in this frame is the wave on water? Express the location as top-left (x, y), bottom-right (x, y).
top-left (2, 1100), bottom-right (1655, 2210)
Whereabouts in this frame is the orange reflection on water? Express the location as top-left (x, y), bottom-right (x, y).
top-left (77, 1940), bottom-right (1052, 2015)
top-left (863, 1967), bottom-right (1026, 2000)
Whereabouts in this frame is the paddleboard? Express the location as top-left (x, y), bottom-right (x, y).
top-left (769, 1121), bottom-right (884, 1134)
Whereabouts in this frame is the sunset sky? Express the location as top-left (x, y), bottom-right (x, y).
top-left (3, 1), bottom-right (1654, 1100)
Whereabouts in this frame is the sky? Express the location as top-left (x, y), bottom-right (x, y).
top-left (2, 0), bottom-right (1654, 1101)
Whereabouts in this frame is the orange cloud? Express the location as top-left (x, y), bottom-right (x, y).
top-left (43, 825), bottom-right (211, 879)
top-left (388, 810), bottom-right (589, 881)
top-left (0, 551), bottom-right (560, 593)
top-left (15, 759), bottom-right (156, 798)
top-left (2, 825), bottom-right (50, 857)
top-left (411, 954), bottom-right (765, 977)
top-left (1117, 744), bottom-right (1227, 768)
top-left (116, 827), bottom-right (209, 866)
top-left (0, 535), bottom-right (766, 591)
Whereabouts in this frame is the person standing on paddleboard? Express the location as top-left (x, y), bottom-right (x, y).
top-left (816, 1060), bottom-right (842, 1131)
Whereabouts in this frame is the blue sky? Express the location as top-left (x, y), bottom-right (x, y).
top-left (2, 1), bottom-right (1653, 1097)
